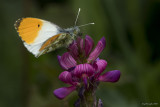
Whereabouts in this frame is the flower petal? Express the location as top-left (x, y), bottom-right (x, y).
top-left (79, 39), bottom-right (84, 51)
top-left (87, 37), bottom-right (106, 63)
top-left (59, 52), bottom-right (77, 70)
top-left (73, 64), bottom-right (94, 78)
top-left (93, 59), bottom-right (107, 76)
top-left (98, 99), bottom-right (103, 107)
top-left (96, 57), bottom-right (100, 61)
top-left (68, 41), bottom-right (79, 60)
top-left (100, 37), bottom-right (106, 47)
top-left (82, 75), bottom-right (88, 89)
top-left (77, 37), bottom-right (84, 53)
top-left (98, 70), bottom-right (120, 82)
top-left (53, 86), bottom-right (76, 99)
top-left (85, 35), bottom-right (94, 57)
top-left (59, 71), bottom-right (73, 84)
top-left (57, 55), bottom-right (66, 70)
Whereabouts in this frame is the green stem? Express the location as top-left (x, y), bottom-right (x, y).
top-left (81, 89), bottom-right (96, 107)
top-left (77, 81), bottom-right (98, 107)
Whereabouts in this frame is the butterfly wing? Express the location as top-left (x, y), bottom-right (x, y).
top-left (14, 17), bottom-right (63, 57)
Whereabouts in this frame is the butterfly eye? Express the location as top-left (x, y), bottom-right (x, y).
top-left (38, 24), bottom-right (40, 27)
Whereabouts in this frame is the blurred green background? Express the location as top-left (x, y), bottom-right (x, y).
top-left (0, 0), bottom-right (160, 107)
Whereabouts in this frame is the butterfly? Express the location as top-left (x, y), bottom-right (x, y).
top-left (14, 8), bottom-right (94, 58)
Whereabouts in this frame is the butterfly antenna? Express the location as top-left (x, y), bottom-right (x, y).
top-left (75, 8), bottom-right (81, 26)
top-left (77, 22), bottom-right (95, 28)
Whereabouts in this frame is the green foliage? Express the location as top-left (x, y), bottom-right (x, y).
top-left (0, 0), bottom-right (160, 107)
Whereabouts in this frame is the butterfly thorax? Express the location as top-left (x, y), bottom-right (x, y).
top-left (64, 26), bottom-right (80, 38)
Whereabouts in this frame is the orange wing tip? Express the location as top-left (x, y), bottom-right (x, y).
top-left (15, 18), bottom-right (43, 45)
top-left (14, 18), bottom-right (23, 30)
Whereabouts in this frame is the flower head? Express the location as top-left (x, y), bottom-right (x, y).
top-left (53, 35), bottom-right (121, 100)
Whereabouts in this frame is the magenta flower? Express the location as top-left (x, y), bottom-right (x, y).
top-left (53, 35), bottom-right (121, 106)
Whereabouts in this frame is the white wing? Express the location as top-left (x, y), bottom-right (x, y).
top-left (33, 19), bottom-right (62, 45)
top-left (24, 42), bottom-right (43, 57)
top-left (23, 19), bottom-right (63, 57)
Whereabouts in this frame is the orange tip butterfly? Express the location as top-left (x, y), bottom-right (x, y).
top-left (14, 8), bottom-right (94, 58)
